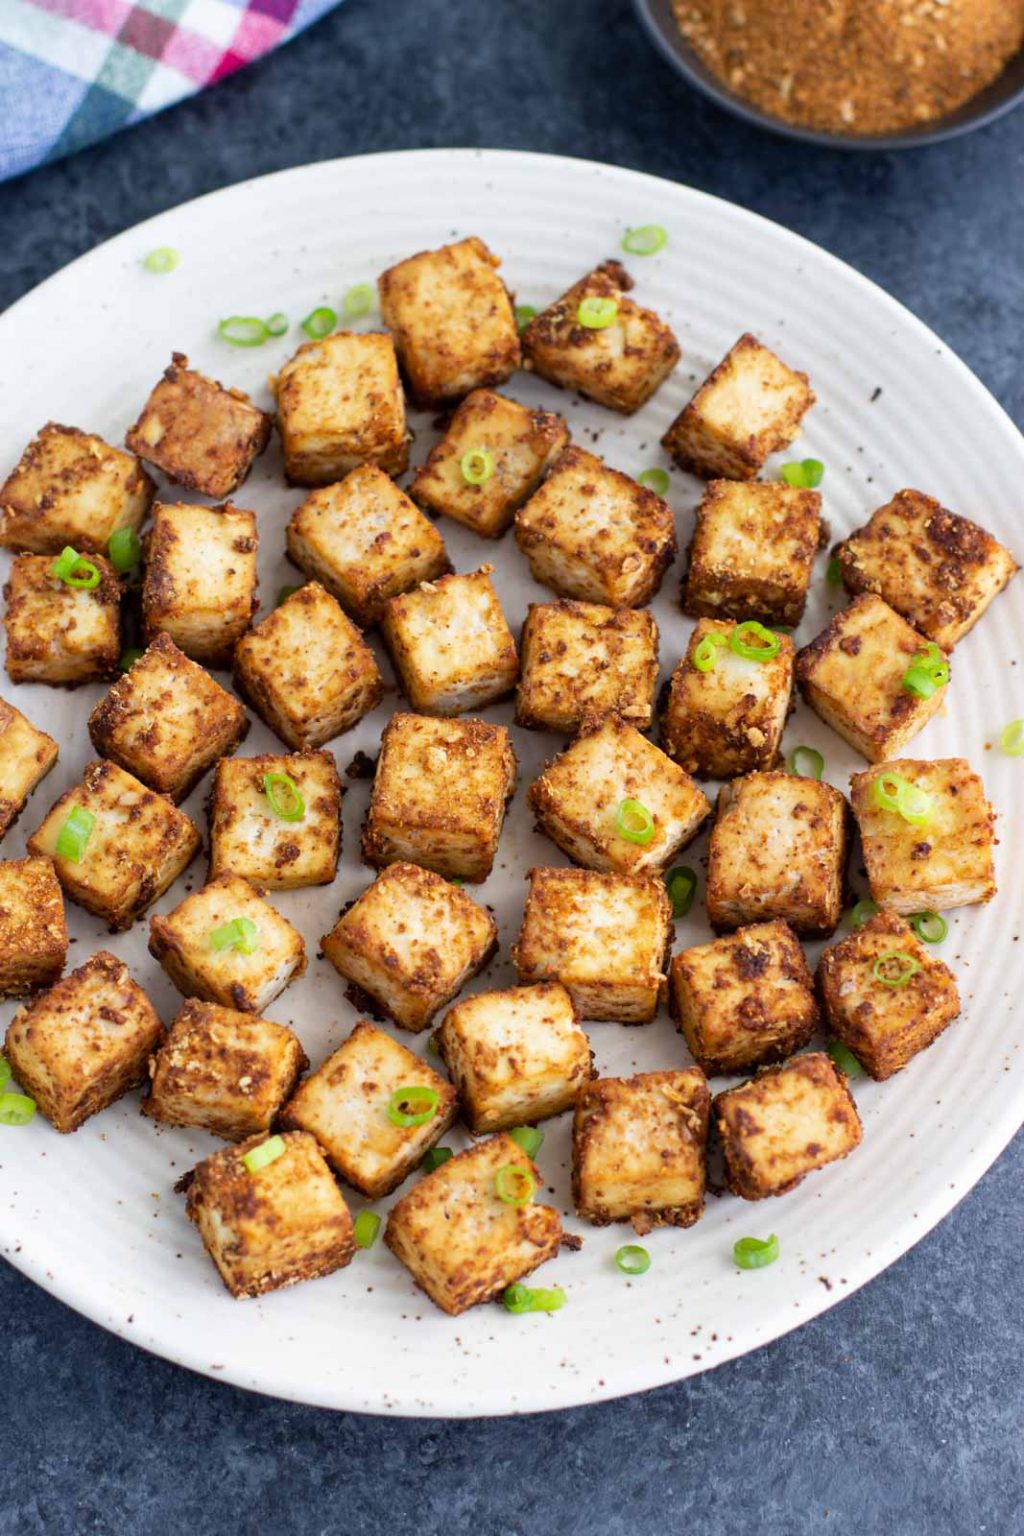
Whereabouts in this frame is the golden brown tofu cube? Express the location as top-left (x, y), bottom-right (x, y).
top-left (184, 1129), bottom-right (355, 1298)
top-left (572, 1069), bottom-right (710, 1233)
top-left (5, 950), bottom-right (163, 1132)
top-left (384, 1132), bottom-right (563, 1315)
top-left (280, 1019), bottom-right (457, 1196)
top-left (381, 566), bottom-right (518, 716)
top-left (4, 551), bottom-right (121, 685)
top-left (141, 501), bottom-right (258, 664)
top-left (662, 333), bottom-right (815, 480)
top-left (0, 697), bottom-right (58, 841)
top-left (285, 463), bottom-right (450, 628)
top-left (28, 760), bottom-right (200, 930)
top-left (0, 856), bottom-right (67, 997)
top-left (0, 422), bottom-right (154, 555)
top-left (706, 771), bottom-right (847, 937)
top-left (850, 758), bottom-right (996, 914)
top-left (714, 1052), bottom-right (862, 1200)
top-left (515, 446), bottom-right (676, 608)
top-left (234, 581), bottom-right (383, 750)
top-left (378, 236), bottom-right (520, 410)
top-left (273, 331), bottom-right (409, 485)
top-left (209, 750), bottom-right (341, 890)
top-left (516, 600), bottom-right (659, 734)
top-left (660, 618), bottom-right (793, 779)
top-left (514, 866), bottom-right (672, 1023)
top-left (683, 480), bottom-right (822, 628)
top-left (126, 353), bottom-right (271, 498)
top-left (669, 920), bottom-right (818, 1076)
top-left (321, 862), bottom-right (497, 1033)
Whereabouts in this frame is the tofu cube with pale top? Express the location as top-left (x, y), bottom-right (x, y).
top-left (660, 618), bottom-right (793, 779)
top-left (682, 479), bottom-right (822, 628)
top-left (0, 855), bottom-right (67, 997)
top-left (125, 353), bottom-right (271, 499)
top-left (381, 566), bottom-right (518, 716)
top-left (273, 331), bottom-right (410, 485)
top-left (208, 750), bottom-right (342, 889)
top-left (0, 422), bottom-right (154, 554)
top-left (0, 697), bottom-right (58, 841)
top-left (141, 501), bottom-right (258, 664)
top-left (4, 551), bottom-right (121, 685)
top-left (515, 599), bottom-right (659, 734)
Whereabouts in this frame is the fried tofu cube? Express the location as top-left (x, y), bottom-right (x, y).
top-left (0, 697), bottom-right (58, 841)
top-left (125, 353), bottom-right (271, 499)
top-left (28, 760), bottom-right (200, 930)
top-left (435, 981), bottom-right (594, 1134)
top-left (682, 480), bottom-right (822, 627)
top-left (669, 920), bottom-right (818, 1075)
top-left (514, 866), bottom-right (672, 1023)
top-left (4, 951), bottom-right (163, 1132)
top-left (0, 423), bottom-right (154, 555)
top-left (706, 771), bottom-right (847, 937)
top-left (280, 1019), bottom-right (457, 1196)
top-left (384, 1132), bottom-right (563, 1315)
top-left (141, 501), bottom-right (258, 664)
top-left (835, 489), bottom-right (1018, 650)
top-left (378, 236), bottom-right (520, 410)
top-left (409, 389), bottom-right (569, 538)
top-left (209, 750), bottom-right (342, 890)
top-left (381, 566), bottom-right (518, 716)
top-left (321, 862), bottom-right (497, 1033)
top-left (660, 618), bottom-right (793, 779)
top-left (572, 1069), bottom-right (710, 1232)
top-left (714, 1052), bottom-right (862, 1200)
top-left (285, 463), bottom-right (450, 629)
top-left (0, 856), bottom-right (67, 996)
top-left (4, 552), bottom-right (120, 685)
top-left (234, 581), bottom-right (383, 749)
top-left (515, 600), bottom-right (659, 734)
top-left (184, 1130), bottom-right (354, 1299)
top-left (515, 446), bottom-right (676, 608)
top-left (850, 758), bottom-right (996, 913)
top-left (362, 713), bottom-right (516, 882)
top-left (273, 331), bottom-right (409, 485)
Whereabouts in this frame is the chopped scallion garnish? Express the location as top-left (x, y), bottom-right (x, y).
top-left (143, 247), bottom-right (179, 275)
top-left (262, 771), bottom-right (305, 822)
top-left (353, 1210), bottom-right (381, 1249)
top-left (787, 745), bottom-right (824, 781)
top-left (615, 1244), bottom-right (651, 1275)
top-left (301, 306), bottom-right (337, 339)
top-left (872, 951), bottom-right (920, 988)
top-left (0, 1093), bottom-right (36, 1127)
top-left (208, 917), bottom-right (260, 955)
top-left (614, 798), bottom-right (655, 846)
top-left (508, 1125), bottom-right (543, 1159)
top-left (665, 865), bottom-right (697, 919)
top-left (460, 448), bottom-right (495, 486)
top-left (733, 1233), bottom-right (779, 1269)
top-left (910, 910), bottom-right (947, 944)
top-left (515, 304), bottom-right (537, 332)
top-left (827, 1041), bottom-right (863, 1077)
top-left (503, 1282), bottom-right (566, 1314)
top-left (870, 770), bottom-right (933, 826)
top-left (343, 284), bottom-right (375, 319)
top-left (638, 467), bottom-right (670, 497)
top-left (55, 807), bottom-right (95, 863)
top-left (780, 459), bottom-right (824, 489)
top-left (265, 312), bottom-right (289, 336)
top-left (241, 1135), bottom-right (284, 1174)
top-left (577, 296), bottom-right (618, 330)
top-left (422, 1147), bottom-right (453, 1173)
top-left (826, 554), bottom-right (843, 585)
top-left (692, 631), bottom-right (728, 673)
top-left (494, 1164), bottom-right (536, 1206)
top-left (1000, 719), bottom-right (1024, 757)
top-left (386, 1086), bottom-right (440, 1128)
top-left (108, 526), bottom-right (142, 574)
top-left (901, 642), bottom-right (949, 699)
top-left (0, 1058), bottom-right (10, 1089)
top-left (849, 898), bottom-right (879, 928)
top-left (730, 621), bottom-right (781, 662)
top-left (51, 545), bottom-right (100, 589)
top-left (218, 315), bottom-right (270, 347)
top-left (621, 225), bottom-right (668, 256)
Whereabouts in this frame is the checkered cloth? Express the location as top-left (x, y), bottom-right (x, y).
top-left (0, 0), bottom-right (342, 182)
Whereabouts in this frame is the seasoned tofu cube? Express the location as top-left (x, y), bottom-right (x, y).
top-left (706, 771), bottom-right (847, 937)
top-left (149, 872), bottom-right (307, 1014)
top-left (234, 581), bottom-right (383, 749)
top-left (285, 464), bottom-right (450, 628)
top-left (409, 389), bottom-right (569, 538)
top-left (714, 1052), bottom-right (862, 1200)
top-left (321, 862), bottom-right (497, 1033)
top-left (0, 856), bottom-right (67, 996)
top-left (514, 866), bottom-right (672, 1023)
top-left (4, 950), bottom-right (163, 1132)
top-left (28, 760), bottom-right (200, 930)
top-left (660, 618), bottom-right (793, 779)
top-left (0, 422), bottom-right (154, 555)
top-left (184, 1130), bottom-right (355, 1298)
top-left (0, 697), bottom-right (58, 841)
top-left (435, 981), bottom-right (594, 1134)
top-left (683, 480), bottom-right (822, 627)
top-left (141, 501), bottom-right (258, 664)
top-left (662, 333), bottom-right (815, 480)
top-left (273, 331), bottom-right (409, 485)
top-left (515, 446), bottom-right (676, 608)
top-left (527, 713), bottom-right (711, 874)
top-left (125, 353), bottom-right (271, 498)
top-left (4, 551), bottom-right (120, 685)
top-left (362, 713), bottom-right (516, 883)
top-left (280, 1019), bottom-right (457, 1196)
top-left (835, 488), bottom-right (1018, 650)
top-left (572, 1069), bottom-right (710, 1233)
top-left (88, 634), bottom-right (249, 802)
top-left (381, 566), bottom-right (518, 716)
top-left (668, 920), bottom-right (818, 1075)
top-left (850, 758), bottom-right (996, 913)
top-left (384, 1132), bottom-right (563, 1315)
top-left (378, 236), bottom-right (520, 409)
top-left (209, 750), bottom-right (342, 890)
top-left (516, 599), bottom-right (659, 734)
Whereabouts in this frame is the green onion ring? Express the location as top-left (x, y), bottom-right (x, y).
top-left (51, 545), bottom-right (101, 589)
top-left (107, 526), bottom-right (142, 575)
top-left (494, 1164), bottom-right (536, 1206)
top-left (730, 621), bottom-right (782, 662)
top-left (262, 771), bottom-right (305, 822)
top-left (615, 1244), bottom-right (651, 1275)
top-left (733, 1234), bottom-right (779, 1269)
top-left (460, 448), bottom-right (495, 486)
top-left (622, 224), bottom-right (668, 256)
top-left (508, 1126), bottom-right (544, 1159)
top-left (55, 807), bottom-right (95, 863)
top-left (242, 1135), bottom-right (285, 1174)
top-left (872, 951), bottom-right (920, 988)
top-left (614, 798), bottom-right (655, 846)
top-left (665, 865), bottom-right (697, 919)
top-left (343, 284), bottom-right (375, 319)
top-left (638, 468), bottom-right (670, 497)
top-left (827, 1041), bottom-right (864, 1077)
top-left (849, 898), bottom-right (879, 928)
top-left (1000, 719), bottom-right (1024, 757)
top-left (780, 459), bottom-right (825, 489)
top-left (301, 306), bottom-right (337, 339)
top-left (422, 1147), bottom-right (453, 1173)
top-left (208, 917), bottom-right (260, 955)
top-left (910, 911), bottom-right (947, 944)
top-left (143, 247), bottom-right (179, 274)
top-left (896, 781), bottom-right (933, 827)
top-left (218, 315), bottom-right (269, 347)
top-left (0, 1093), bottom-right (36, 1127)
top-left (265, 312), bottom-right (289, 336)
top-left (577, 296), bottom-right (619, 329)
top-left (503, 1283), bottom-right (566, 1314)
top-left (386, 1086), bottom-right (440, 1128)
top-left (692, 631), bottom-right (728, 673)
top-left (353, 1210), bottom-right (381, 1249)
top-left (787, 745), bottom-right (825, 780)
top-left (870, 770), bottom-right (905, 814)
top-left (826, 554), bottom-right (843, 586)
top-left (515, 304), bottom-right (537, 332)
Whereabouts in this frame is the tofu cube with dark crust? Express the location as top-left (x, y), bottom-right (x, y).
top-left (683, 480), bottom-right (822, 627)
top-left (660, 618), bottom-right (793, 779)
top-left (184, 1130), bottom-right (355, 1299)
top-left (4, 951), bottom-right (163, 1133)
top-left (142, 999), bottom-right (308, 1140)
top-left (273, 332), bottom-right (409, 485)
top-left (234, 581), bottom-right (383, 750)
top-left (377, 236), bottom-right (520, 410)
top-left (279, 1019), bottom-right (457, 1196)
top-left (662, 333), bottom-right (815, 480)
top-left (714, 1052), bottom-right (863, 1200)
top-left (381, 566), bottom-right (518, 716)
top-left (209, 750), bottom-right (342, 890)
top-left (384, 1132), bottom-right (563, 1315)
top-left (850, 758), bottom-right (996, 914)
top-left (515, 446), bottom-right (676, 609)
top-left (515, 600), bottom-right (659, 734)
top-left (572, 1069), bottom-right (710, 1233)
top-left (669, 920), bottom-right (818, 1076)
top-left (0, 423), bottom-right (154, 554)
top-left (321, 862), bottom-right (497, 1033)
top-left (0, 697), bottom-right (58, 841)
top-left (4, 552), bottom-right (121, 685)
top-left (125, 353), bottom-right (271, 499)
top-left (0, 856), bottom-right (67, 997)
top-left (141, 501), bottom-right (258, 664)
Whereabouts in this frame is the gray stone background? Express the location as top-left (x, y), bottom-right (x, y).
top-left (2, 1), bottom-right (1022, 1531)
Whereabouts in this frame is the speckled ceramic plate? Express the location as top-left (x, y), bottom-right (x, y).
top-left (0, 149), bottom-right (1021, 1417)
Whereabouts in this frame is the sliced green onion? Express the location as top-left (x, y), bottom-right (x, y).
top-left (515, 304), bottom-right (537, 332)
top-left (422, 1147), bottom-right (453, 1173)
top-left (119, 648), bottom-right (144, 673)
top-left (301, 306), bottom-right (337, 339)
top-left (343, 284), bottom-right (375, 319)
top-left (622, 224), bottom-right (668, 256)
top-left (208, 917), bottom-right (260, 955)
top-left (218, 315), bottom-right (269, 347)
top-left (503, 1282), bottom-right (566, 1314)
top-left (494, 1164), bottom-right (536, 1206)
top-left (108, 526), bottom-right (142, 574)
top-left (143, 247), bottom-right (179, 275)
top-left (1000, 719), bottom-right (1024, 757)
top-left (638, 467), bottom-right (670, 497)
top-left (277, 584), bottom-right (301, 606)
top-left (262, 771), bottom-right (305, 822)
top-left (666, 865), bottom-right (697, 919)
top-left (871, 771), bottom-right (933, 826)
top-left (577, 296), bottom-right (619, 330)
top-left (733, 1234), bottom-right (779, 1270)
top-left (780, 459), bottom-right (825, 489)
top-left (0, 1058), bottom-right (10, 1089)
top-left (241, 1134), bottom-right (284, 1173)
top-left (872, 951), bottom-right (920, 988)
top-left (460, 448), bottom-right (495, 486)
top-left (901, 643), bottom-right (949, 699)
top-left (692, 631), bottom-right (728, 673)
top-left (901, 665), bottom-right (939, 699)
top-left (849, 898), bottom-right (879, 928)
top-left (0, 1093), bottom-right (36, 1127)
top-left (730, 621), bottom-right (781, 662)
top-left (827, 1041), bottom-right (864, 1077)
top-left (871, 770), bottom-right (903, 814)
top-left (615, 1244), bottom-right (651, 1275)
top-left (508, 1126), bottom-right (543, 1159)
top-left (51, 545), bottom-right (100, 589)
top-left (55, 807), bottom-right (95, 863)
top-left (353, 1210), bottom-right (381, 1249)
top-left (787, 745), bottom-right (824, 781)
top-left (614, 798), bottom-right (655, 846)
top-left (386, 1086), bottom-right (440, 1128)
top-left (910, 910), bottom-right (947, 944)
top-left (826, 555), bottom-right (843, 586)
top-left (265, 312), bottom-right (289, 336)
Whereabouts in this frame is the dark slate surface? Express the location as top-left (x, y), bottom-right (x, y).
top-left (2, 1), bottom-right (1022, 1530)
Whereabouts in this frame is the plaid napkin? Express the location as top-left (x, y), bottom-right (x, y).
top-left (0, 0), bottom-right (343, 183)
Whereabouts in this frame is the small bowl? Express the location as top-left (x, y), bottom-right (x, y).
top-left (634, 0), bottom-right (1024, 150)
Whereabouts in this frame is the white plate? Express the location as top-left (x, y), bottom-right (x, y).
top-left (0, 149), bottom-right (1021, 1418)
